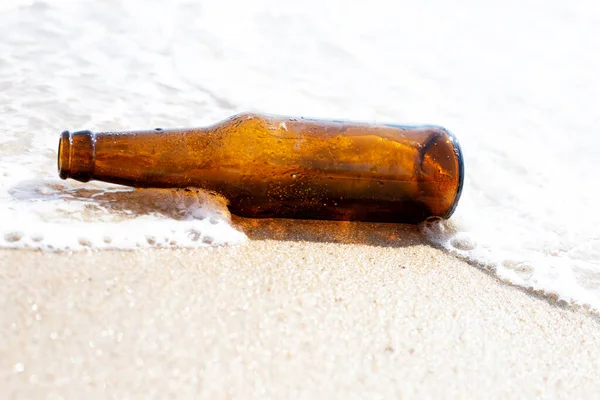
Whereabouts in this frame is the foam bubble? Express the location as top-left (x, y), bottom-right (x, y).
top-left (422, 203), bottom-right (600, 312)
top-left (0, 174), bottom-right (247, 251)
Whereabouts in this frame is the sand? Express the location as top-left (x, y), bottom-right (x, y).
top-left (1, 220), bottom-right (599, 399)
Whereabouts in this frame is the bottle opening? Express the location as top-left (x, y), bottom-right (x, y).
top-left (58, 130), bottom-right (72, 179)
top-left (57, 130), bottom-right (95, 182)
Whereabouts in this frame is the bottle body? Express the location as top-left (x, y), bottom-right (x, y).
top-left (58, 113), bottom-right (464, 223)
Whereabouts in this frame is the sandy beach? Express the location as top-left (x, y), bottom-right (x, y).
top-left (2, 0), bottom-right (600, 398)
top-left (2, 221), bottom-right (599, 398)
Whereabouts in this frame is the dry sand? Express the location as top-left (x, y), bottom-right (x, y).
top-left (1, 220), bottom-right (599, 399)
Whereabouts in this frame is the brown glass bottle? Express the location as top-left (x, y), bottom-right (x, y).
top-left (58, 113), bottom-right (464, 223)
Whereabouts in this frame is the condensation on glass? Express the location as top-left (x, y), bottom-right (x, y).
top-left (58, 113), bottom-right (464, 223)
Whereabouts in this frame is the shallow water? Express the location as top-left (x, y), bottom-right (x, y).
top-left (1, 0), bottom-right (599, 310)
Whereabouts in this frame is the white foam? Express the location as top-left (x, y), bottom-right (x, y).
top-left (0, 173), bottom-right (247, 251)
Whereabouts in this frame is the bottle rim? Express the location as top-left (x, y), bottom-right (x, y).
top-left (57, 130), bottom-right (95, 182)
top-left (58, 130), bottom-right (72, 179)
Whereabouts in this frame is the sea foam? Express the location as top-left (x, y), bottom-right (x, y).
top-left (0, 173), bottom-right (247, 251)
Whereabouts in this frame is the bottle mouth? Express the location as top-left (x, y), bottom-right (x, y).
top-left (58, 130), bottom-right (72, 179)
top-left (57, 130), bottom-right (95, 182)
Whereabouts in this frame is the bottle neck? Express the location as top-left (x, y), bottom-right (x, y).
top-left (58, 127), bottom-right (211, 186)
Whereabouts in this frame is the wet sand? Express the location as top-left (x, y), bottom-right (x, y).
top-left (1, 220), bottom-right (599, 398)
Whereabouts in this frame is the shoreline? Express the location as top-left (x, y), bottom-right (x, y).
top-left (2, 221), bottom-right (600, 397)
